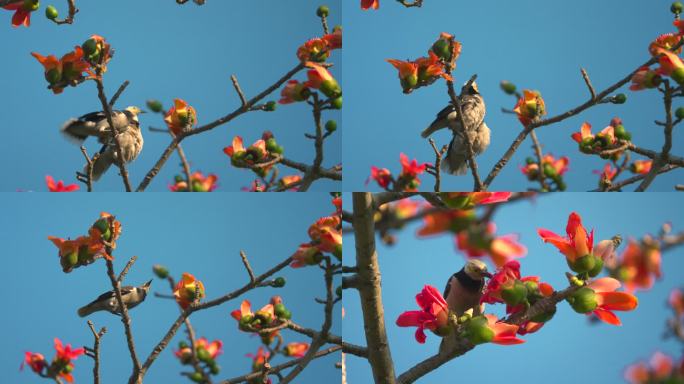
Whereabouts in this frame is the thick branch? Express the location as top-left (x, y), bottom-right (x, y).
top-left (353, 193), bottom-right (396, 383)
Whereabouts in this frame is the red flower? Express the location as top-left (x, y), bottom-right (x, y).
top-left (21, 352), bottom-right (47, 374)
top-left (4, 1), bottom-right (35, 27)
top-left (169, 172), bottom-right (218, 192)
top-left (164, 98), bottom-right (197, 136)
top-left (279, 80), bottom-right (310, 104)
top-left (513, 90), bottom-right (546, 126)
top-left (630, 160), bottom-right (653, 175)
top-left (629, 66), bottom-right (662, 91)
top-left (399, 153), bottom-right (427, 178)
top-left (649, 33), bottom-right (683, 56)
top-left (586, 277), bottom-right (639, 325)
top-left (290, 243), bottom-right (323, 268)
top-left (537, 212), bottom-right (593, 264)
top-left (457, 223), bottom-right (527, 268)
top-left (482, 314), bottom-right (525, 345)
top-left (625, 352), bottom-right (676, 384)
top-left (416, 209), bottom-right (475, 237)
top-left (284, 342), bottom-right (309, 358)
top-left (361, 0), bottom-right (379, 10)
top-left (387, 58), bottom-right (419, 93)
top-left (304, 63), bottom-right (341, 98)
top-left (46, 175), bottom-right (79, 192)
top-left (173, 273), bottom-right (206, 309)
top-left (481, 260), bottom-right (521, 305)
top-left (396, 285), bottom-right (450, 343)
top-left (618, 239), bottom-right (662, 292)
top-left (367, 166), bottom-right (393, 189)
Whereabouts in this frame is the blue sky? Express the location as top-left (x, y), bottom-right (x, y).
top-left (343, 193), bottom-right (684, 383)
top-left (1, 193), bottom-right (341, 383)
top-left (344, 0), bottom-right (683, 191)
top-left (1, 1), bottom-right (341, 192)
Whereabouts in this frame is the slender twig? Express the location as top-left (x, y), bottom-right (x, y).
top-left (299, 93), bottom-right (325, 191)
top-left (47, 0), bottom-right (78, 25)
top-left (109, 81), bottom-right (130, 109)
top-left (580, 68), bottom-right (596, 100)
top-left (353, 193), bottom-right (396, 384)
top-left (428, 139), bottom-right (447, 192)
top-left (593, 164), bottom-right (680, 191)
top-left (231, 75), bottom-right (247, 108)
top-left (636, 81), bottom-right (675, 191)
top-left (78, 146), bottom-right (96, 192)
top-left (117, 256), bottom-right (138, 283)
top-left (136, 63), bottom-right (306, 192)
top-left (528, 130), bottom-right (549, 191)
top-left (86, 321), bottom-right (106, 384)
top-left (239, 250), bottom-right (255, 283)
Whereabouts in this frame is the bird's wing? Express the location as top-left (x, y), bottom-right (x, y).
top-left (421, 104), bottom-right (456, 138)
top-left (78, 111), bottom-right (108, 122)
top-left (85, 285), bottom-right (135, 305)
top-left (434, 104), bottom-right (457, 122)
top-left (443, 274), bottom-right (455, 300)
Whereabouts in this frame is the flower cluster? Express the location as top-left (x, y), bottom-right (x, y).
top-left (47, 212), bottom-right (121, 272)
top-left (31, 35), bottom-right (112, 94)
top-left (174, 337), bottom-right (223, 379)
top-left (375, 198), bottom-right (424, 245)
top-left (417, 193), bottom-right (524, 268)
top-left (512, 90), bottom-right (546, 126)
top-left (21, 338), bottom-right (85, 383)
top-left (572, 118), bottom-right (631, 156)
top-left (624, 351), bottom-right (684, 384)
top-left (296, 27), bottom-right (342, 63)
top-left (367, 153), bottom-right (429, 192)
top-left (173, 272), bottom-right (206, 310)
top-left (481, 261), bottom-right (555, 334)
top-left (279, 63), bottom-right (342, 108)
top-left (231, 296), bottom-right (292, 344)
top-left (520, 154), bottom-right (569, 191)
top-left (631, 19), bottom-right (684, 90)
top-left (386, 33), bottom-right (459, 94)
top-left (291, 198), bottom-right (342, 267)
top-left (224, 132), bottom-right (284, 178)
top-left (169, 171), bottom-right (218, 192)
top-left (595, 163), bottom-right (618, 189)
top-left (246, 347), bottom-right (272, 384)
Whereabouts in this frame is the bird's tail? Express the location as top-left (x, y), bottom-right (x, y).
top-left (442, 141), bottom-right (468, 175)
top-left (61, 118), bottom-right (98, 144)
top-left (90, 150), bottom-right (114, 181)
top-left (77, 303), bottom-right (98, 318)
top-left (421, 122), bottom-right (445, 138)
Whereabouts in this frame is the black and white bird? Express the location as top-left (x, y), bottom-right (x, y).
top-left (77, 280), bottom-right (152, 317)
top-left (61, 106), bottom-right (145, 181)
top-left (421, 82), bottom-right (490, 175)
top-left (440, 259), bottom-right (491, 353)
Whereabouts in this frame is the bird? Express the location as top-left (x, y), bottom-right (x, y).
top-left (77, 280), bottom-right (152, 317)
top-left (421, 82), bottom-right (490, 175)
top-left (439, 259), bottom-right (492, 354)
top-left (61, 106), bottom-right (145, 181)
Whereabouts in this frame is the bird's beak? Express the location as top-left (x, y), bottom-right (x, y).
top-left (138, 109), bottom-right (148, 114)
top-left (144, 279), bottom-right (153, 289)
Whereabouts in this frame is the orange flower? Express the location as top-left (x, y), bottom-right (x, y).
top-left (618, 239), bottom-right (662, 292)
top-left (649, 33), bottom-right (683, 56)
top-left (464, 314), bottom-right (525, 345)
top-left (31, 47), bottom-right (91, 94)
top-left (279, 175), bottom-right (302, 190)
top-left (417, 209), bottom-right (475, 237)
top-left (284, 342), bottom-right (309, 358)
top-left (361, 0), bottom-right (379, 10)
top-left (247, 347), bottom-right (271, 375)
top-left (164, 98), bottom-right (197, 136)
top-left (46, 175), bottom-right (79, 192)
top-left (230, 300), bottom-right (275, 330)
top-left (304, 63), bottom-right (341, 98)
top-left (630, 66), bottom-right (662, 91)
top-left (308, 216), bottom-right (342, 253)
top-left (53, 338), bottom-right (85, 383)
top-left (290, 243), bottom-right (323, 268)
top-left (656, 48), bottom-right (684, 84)
top-left (457, 223), bottom-right (527, 268)
top-left (367, 166), bottom-right (393, 189)
top-left (586, 277), bottom-right (639, 325)
top-left (82, 35), bottom-right (113, 72)
top-left (322, 29), bottom-right (342, 50)
top-left (513, 90), bottom-right (546, 126)
top-left (439, 192), bottom-right (512, 210)
top-left (279, 80), bottom-right (310, 104)
top-left (21, 352), bottom-right (47, 374)
top-left (173, 273), bottom-right (206, 309)
top-left (223, 136), bottom-right (245, 158)
top-left (415, 51), bottom-right (452, 85)
top-left (630, 160), bottom-right (653, 175)
top-left (520, 155), bottom-right (569, 180)
top-left (297, 36), bottom-right (340, 63)
top-left (596, 163), bottom-right (618, 186)
top-left (386, 58), bottom-right (419, 93)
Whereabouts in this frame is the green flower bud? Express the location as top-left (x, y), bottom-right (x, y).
top-left (23, 0), bottom-right (39, 11)
top-left (264, 101), bottom-right (277, 111)
top-left (320, 80), bottom-right (342, 98)
top-left (464, 316), bottom-right (494, 345)
top-left (567, 287), bottom-right (598, 313)
top-left (525, 157), bottom-right (536, 165)
top-left (614, 125), bottom-right (630, 141)
top-left (45, 5), bottom-right (58, 19)
top-left (557, 180), bottom-right (567, 191)
top-left (274, 145), bottom-right (285, 155)
top-left (63, 364), bottom-right (73, 373)
top-left (82, 38), bottom-right (99, 56)
top-left (325, 120), bottom-right (337, 133)
top-left (501, 280), bottom-right (528, 307)
top-left (569, 254), bottom-right (596, 274)
top-left (209, 364), bottom-right (220, 375)
top-left (274, 303), bottom-right (287, 317)
top-left (431, 39), bottom-right (451, 61)
top-left (93, 218), bottom-right (112, 241)
top-left (330, 96), bottom-right (342, 109)
top-left (146, 99), bottom-right (163, 113)
top-left (440, 193), bottom-right (470, 209)
top-left (281, 309), bottom-right (292, 320)
top-left (543, 163), bottom-right (557, 178)
top-left (524, 280), bottom-right (539, 295)
top-left (179, 341), bottom-right (189, 349)
top-left (153, 264), bottom-right (169, 279)
top-left (676, 107), bottom-right (684, 120)
top-left (671, 67), bottom-right (684, 85)
top-left (612, 93), bottom-right (627, 104)
top-left (587, 256), bottom-right (604, 278)
top-left (265, 138), bottom-right (278, 152)
top-left (333, 243), bottom-right (342, 260)
top-left (189, 371), bottom-right (204, 383)
top-left (64, 251), bottom-right (78, 267)
top-left (196, 348), bottom-right (211, 363)
top-left (401, 75), bottom-right (418, 92)
top-left (273, 277), bottom-right (286, 288)
top-left (500, 80), bottom-right (517, 95)
top-left (316, 5), bottom-right (329, 17)
top-left (672, 1), bottom-right (684, 14)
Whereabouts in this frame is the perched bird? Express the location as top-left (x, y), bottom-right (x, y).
top-left (61, 106), bottom-right (145, 181)
top-left (439, 259), bottom-right (492, 354)
top-left (77, 280), bottom-right (152, 317)
top-left (421, 82), bottom-right (490, 175)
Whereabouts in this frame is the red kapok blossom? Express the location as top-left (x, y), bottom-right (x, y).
top-left (361, 0), bottom-right (379, 10)
top-left (457, 223), bottom-right (527, 268)
top-left (367, 166), bottom-right (392, 189)
top-left (537, 212), bottom-right (594, 263)
top-left (619, 239), bottom-right (662, 292)
top-left (164, 98), bottom-right (197, 136)
top-left (4, 0), bottom-right (36, 27)
top-left (396, 285), bottom-right (450, 344)
top-left (279, 80), bottom-right (310, 104)
top-left (656, 48), bottom-right (684, 84)
top-left (290, 243), bottom-right (323, 268)
top-left (630, 160), bottom-right (653, 175)
top-left (625, 351), bottom-right (676, 384)
top-left (21, 352), bottom-right (47, 374)
top-left (173, 273), bottom-right (206, 309)
top-left (46, 175), bottom-right (79, 192)
top-left (284, 342), bottom-right (309, 358)
top-left (386, 58), bottom-right (419, 93)
top-left (629, 66), bottom-right (662, 91)
top-left (513, 90), bottom-right (546, 126)
top-left (583, 277), bottom-right (639, 325)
